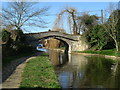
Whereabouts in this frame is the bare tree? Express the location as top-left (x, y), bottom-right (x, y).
top-left (103, 10), bottom-right (120, 52)
top-left (2, 2), bottom-right (49, 31)
top-left (103, 3), bottom-right (120, 52)
top-left (53, 13), bottom-right (64, 32)
top-left (65, 7), bottom-right (78, 35)
top-left (53, 7), bottom-right (78, 35)
top-left (68, 14), bottom-right (73, 34)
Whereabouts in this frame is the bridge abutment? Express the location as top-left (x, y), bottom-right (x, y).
top-left (71, 41), bottom-right (88, 51)
top-left (68, 45), bottom-right (72, 53)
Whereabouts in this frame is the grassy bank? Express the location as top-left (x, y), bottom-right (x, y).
top-left (75, 49), bottom-right (120, 57)
top-left (20, 53), bottom-right (61, 88)
top-left (2, 52), bottom-right (34, 66)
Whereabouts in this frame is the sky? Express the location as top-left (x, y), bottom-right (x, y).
top-left (1, 2), bottom-right (119, 33)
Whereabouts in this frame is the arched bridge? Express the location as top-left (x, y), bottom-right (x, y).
top-left (25, 31), bottom-right (88, 53)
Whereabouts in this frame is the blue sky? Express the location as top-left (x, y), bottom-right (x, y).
top-left (1, 2), bottom-right (117, 33)
top-left (34, 2), bottom-right (110, 33)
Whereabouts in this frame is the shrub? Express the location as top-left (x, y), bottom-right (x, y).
top-left (2, 29), bottom-right (12, 44)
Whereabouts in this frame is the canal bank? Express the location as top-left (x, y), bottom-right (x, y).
top-left (72, 50), bottom-right (120, 60)
top-left (2, 47), bottom-right (120, 89)
top-left (40, 47), bottom-right (120, 60)
top-left (2, 52), bottom-right (41, 88)
top-left (42, 47), bottom-right (120, 60)
top-left (2, 51), bottom-right (61, 88)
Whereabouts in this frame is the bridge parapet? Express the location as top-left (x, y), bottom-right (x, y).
top-left (25, 31), bottom-right (81, 41)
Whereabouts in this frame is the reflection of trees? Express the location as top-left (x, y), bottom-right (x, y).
top-left (80, 56), bottom-right (117, 88)
top-left (54, 53), bottom-right (120, 88)
top-left (58, 54), bottom-right (88, 88)
top-left (114, 61), bottom-right (120, 88)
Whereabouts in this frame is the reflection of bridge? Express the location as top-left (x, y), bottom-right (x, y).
top-left (25, 31), bottom-right (88, 53)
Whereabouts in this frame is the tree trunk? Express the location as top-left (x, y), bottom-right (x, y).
top-left (72, 12), bottom-right (78, 35)
top-left (114, 38), bottom-right (119, 52)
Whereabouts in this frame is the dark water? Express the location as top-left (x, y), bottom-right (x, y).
top-left (37, 48), bottom-right (120, 88)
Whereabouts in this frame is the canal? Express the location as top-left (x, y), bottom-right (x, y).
top-left (37, 48), bottom-right (120, 88)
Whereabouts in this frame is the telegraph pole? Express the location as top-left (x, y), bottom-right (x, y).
top-left (101, 9), bottom-right (104, 24)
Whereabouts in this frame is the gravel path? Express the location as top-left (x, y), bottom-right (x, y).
top-left (1, 52), bottom-right (43, 89)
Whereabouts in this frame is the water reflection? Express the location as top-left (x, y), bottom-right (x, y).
top-left (36, 47), bottom-right (48, 52)
top-left (37, 48), bottom-right (120, 88)
top-left (49, 50), bottom-right (68, 66)
top-left (48, 50), bottom-right (120, 88)
top-left (55, 54), bottom-right (88, 88)
top-left (81, 56), bottom-right (118, 88)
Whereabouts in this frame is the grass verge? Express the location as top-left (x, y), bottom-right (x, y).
top-left (75, 49), bottom-right (120, 57)
top-left (20, 53), bottom-right (61, 88)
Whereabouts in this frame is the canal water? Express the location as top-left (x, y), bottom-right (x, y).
top-left (37, 48), bottom-right (120, 88)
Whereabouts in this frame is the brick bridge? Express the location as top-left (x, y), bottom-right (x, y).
top-left (25, 31), bottom-right (88, 53)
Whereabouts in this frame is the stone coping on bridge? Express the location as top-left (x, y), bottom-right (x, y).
top-left (25, 31), bottom-right (82, 41)
top-left (25, 31), bottom-right (82, 36)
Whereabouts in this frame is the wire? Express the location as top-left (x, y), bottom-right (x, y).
top-left (45, 9), bottom-right (103, 16)
top-left (77, 10), bottom-right (101, 14)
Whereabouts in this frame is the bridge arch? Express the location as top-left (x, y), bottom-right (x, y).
top-left (38, 36), bottom-right (70, 53)
top-left (25, 31), bottom-right (88, 53)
